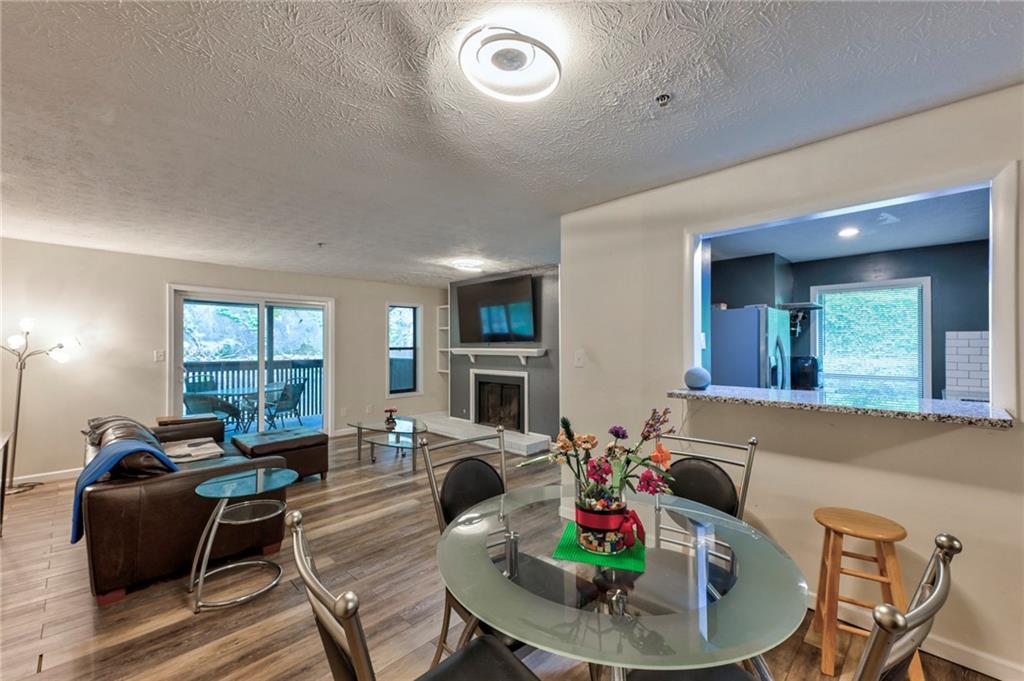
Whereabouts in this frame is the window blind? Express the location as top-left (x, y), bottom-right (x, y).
top-left (816, 284), bottom-right (925, 400)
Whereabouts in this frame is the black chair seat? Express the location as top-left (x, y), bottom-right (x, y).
top-left (629, 663), bottom-right (755, 681)
top-left (666, 458), bottom-right (739, 517)
top-left (420, 635), bottom-right (540, 681)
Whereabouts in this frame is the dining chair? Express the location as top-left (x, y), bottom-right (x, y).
top-left (287, 511), bottom-right (541, 681)
top-left (658, 434), bottom-right (758, 518)
top-left (625, 533), bottom-right (962, 681)
top-left (420, 427), bottom-right (509, 666)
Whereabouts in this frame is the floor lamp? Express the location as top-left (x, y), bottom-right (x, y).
top-left (2, 318), bottom-right (77, 495)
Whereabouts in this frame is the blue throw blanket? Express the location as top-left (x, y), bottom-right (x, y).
top-left (71, 439), bottom-right (179, 544)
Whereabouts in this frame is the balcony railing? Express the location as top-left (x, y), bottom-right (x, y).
top-left (183, 358), bottom-right (324, 418)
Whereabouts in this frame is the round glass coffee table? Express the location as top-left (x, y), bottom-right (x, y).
top-left (436, 485), bottom-right (807, 680)
top-left (189, 466), bottom-right (298, 613)
top-left (347, 416), bottom-right (428, 465)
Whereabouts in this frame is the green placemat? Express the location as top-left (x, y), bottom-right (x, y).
top-left (552, 522), bottom-right (646, 572)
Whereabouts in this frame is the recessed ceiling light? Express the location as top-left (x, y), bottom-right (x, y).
top-left (459, 25), bottom-right (561, 103)
top-left (450, 258), bottom-right (484, 272)
top-left (838, 226), bottom-right (860, 238)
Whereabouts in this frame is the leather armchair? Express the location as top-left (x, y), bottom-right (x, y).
top-left (83, 419), bottom-right (287, 605)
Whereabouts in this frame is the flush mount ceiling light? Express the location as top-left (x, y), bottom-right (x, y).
top-left (459, 25), bottom-right (561, 102)
top-left (838, 226), bottom-right (861, 238)
top-left (450, 258), bottom-right (484, 272)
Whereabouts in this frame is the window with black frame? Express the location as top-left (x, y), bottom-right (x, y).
top-left (388, 305), bottom-right (418, 394)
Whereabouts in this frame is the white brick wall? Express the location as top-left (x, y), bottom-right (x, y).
top-left (944, 330), bottom-right (989, 400)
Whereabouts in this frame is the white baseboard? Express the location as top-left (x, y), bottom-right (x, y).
top-left (331, 426), bottom-right (357, 437)
top-left (806, 592), bottom-right (1023, 680)
top-left (14, 467), bottom-right (82, 484)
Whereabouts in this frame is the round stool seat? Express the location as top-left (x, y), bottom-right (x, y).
top-left (813, 506), bottom-right (907, 542)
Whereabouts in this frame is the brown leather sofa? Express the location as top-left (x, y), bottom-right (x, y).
top-left (82, 418), bottom-right (286, 606)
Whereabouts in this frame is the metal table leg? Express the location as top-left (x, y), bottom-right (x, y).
top-left (190, 498), bottom-right (285, 613)
top-left (356, 426), bottom-right (363, 461)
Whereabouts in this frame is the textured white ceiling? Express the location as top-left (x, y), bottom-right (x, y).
top-left (2, 2), bottom-right (1022, 286)
top-left (709, 186), bottom-right (991, 263)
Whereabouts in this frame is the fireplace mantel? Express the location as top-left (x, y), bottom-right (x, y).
top-left (451, 347), bottom-right (547, 366)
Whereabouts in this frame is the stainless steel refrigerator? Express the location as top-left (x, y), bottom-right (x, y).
top-left (710, 305), bottom-right (791, 389)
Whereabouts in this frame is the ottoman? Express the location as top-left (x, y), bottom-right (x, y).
top-left (232, 427), bottom-right (329, 480)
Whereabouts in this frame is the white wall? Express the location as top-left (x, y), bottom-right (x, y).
top-left (0, 238), bottom-right (448, 477)
top-left (560, 85), bottom-right (1024, 678)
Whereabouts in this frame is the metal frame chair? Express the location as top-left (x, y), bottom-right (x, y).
top-left (658, 434), bottom-right (758, 519)
top-left (627, 534), bottom-right (961, 681)
top-left (852, 534), bottom-right (962, 681)
top-left (287, 510), bottom-right (541, 681)
top-left (419, 427), bottom-right (507, 666)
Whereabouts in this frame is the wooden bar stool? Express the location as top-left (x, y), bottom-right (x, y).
top-left (812, 507), bottom-right (925, 681)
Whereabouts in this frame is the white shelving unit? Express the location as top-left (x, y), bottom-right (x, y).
top-left (437, 304), bottom-right (450, 374)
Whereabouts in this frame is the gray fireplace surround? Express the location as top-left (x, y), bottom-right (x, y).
top-left (448, 265), bottom-right (560, 438)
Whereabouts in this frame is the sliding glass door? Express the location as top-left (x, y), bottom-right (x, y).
top-left (172, 289), bottom-right (329, 436)
top-left (265, 304), bottom-right (324, 431)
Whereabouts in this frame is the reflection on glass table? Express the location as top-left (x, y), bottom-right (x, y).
top-left (436, 485), bottom-right (807, 680)
top-left (346, 416), bottom-right (428, 464)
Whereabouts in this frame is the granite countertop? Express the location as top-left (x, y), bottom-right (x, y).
top-left (667, 385), bottom-right (1014, 429)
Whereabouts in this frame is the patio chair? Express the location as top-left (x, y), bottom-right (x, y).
top-left (183, 393), bottom-right (215, 416)
top-left (185, 376), bottom-right (217, 393)
top-left (266, 379), bottom-right (307, 429)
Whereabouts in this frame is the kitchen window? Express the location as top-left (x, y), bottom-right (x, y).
top-left (810, 278), bottom-right (931, 401)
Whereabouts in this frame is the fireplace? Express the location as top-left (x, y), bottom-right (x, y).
top-left (475, 375), bottom-right (525, 433)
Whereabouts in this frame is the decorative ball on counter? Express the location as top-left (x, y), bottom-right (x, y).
top-left (684, 366), bottom-right (711, 390)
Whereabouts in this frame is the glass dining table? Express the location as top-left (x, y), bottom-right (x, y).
top-left (436, 485), bottom-right (807, 680)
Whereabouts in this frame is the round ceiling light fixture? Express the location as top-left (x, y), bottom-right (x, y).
top-left (459, 25), bottom-right (561, 103)
top-left (450, 258), bottom-right (484, 272)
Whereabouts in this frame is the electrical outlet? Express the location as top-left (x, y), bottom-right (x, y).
top-left (573, 348), bottom-right (585, 368)
top-left (365, 404), bottom-right (373, 415)
top-left (153, 349), bottom-right (166, 362)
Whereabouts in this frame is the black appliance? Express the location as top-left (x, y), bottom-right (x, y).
top-left (791, 356), bottom-right (822, 390)
top-left (456, 275), bottom-right (536, 343)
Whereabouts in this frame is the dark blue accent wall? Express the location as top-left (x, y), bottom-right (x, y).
top-left (710, 253), bottom-right (794, 310)
top-left (789, 240), bottom-right (989, 398)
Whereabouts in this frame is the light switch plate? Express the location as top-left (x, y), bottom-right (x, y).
top-left (573, 348), bottom-right (585, 368)
top-left (153, 349), bottom-right (166, 362)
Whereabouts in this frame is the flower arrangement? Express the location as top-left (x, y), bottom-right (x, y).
top-left (550, 408), bottom-right (675, 508)
top-left (535, 408), bottom-right (676, 554)
top-left (384, 407), bottom-right (398, 429)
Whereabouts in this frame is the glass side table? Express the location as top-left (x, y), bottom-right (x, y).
top-left (189, 466), bottom-right (298, 613)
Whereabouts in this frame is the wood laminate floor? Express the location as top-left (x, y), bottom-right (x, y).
top-left (0, 434), bottom-right (993, 681)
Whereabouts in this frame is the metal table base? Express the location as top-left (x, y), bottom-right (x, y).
top-left (189, 497), bottom-right (287, 613)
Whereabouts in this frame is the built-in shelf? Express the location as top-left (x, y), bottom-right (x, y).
top-left (450, 347), bottom-right (547, 366)
top-left (437, 305), bottom-right (451, 374)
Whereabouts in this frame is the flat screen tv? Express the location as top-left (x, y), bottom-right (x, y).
top-left (457, 275), bottom-right (536, 343)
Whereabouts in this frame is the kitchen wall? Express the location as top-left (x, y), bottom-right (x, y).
top-left (0, 238), bottom-right (448, 477)
top-left (711, 240), bottom-right (990, 398)
top-left (560, 85), bottom-right (1023, 677)
top-left (448, 266), bottom-right (560, 437)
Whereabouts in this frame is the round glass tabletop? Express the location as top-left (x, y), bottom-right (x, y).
top-left (347, 416), bottom-right (428, 434)
top-left (436, 485), bottom-right (807, 671)
top-left (195, 466), bottom-right (298, 500)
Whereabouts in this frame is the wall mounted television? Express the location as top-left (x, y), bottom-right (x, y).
top-left (457, 275), bottom-right (536, 343)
